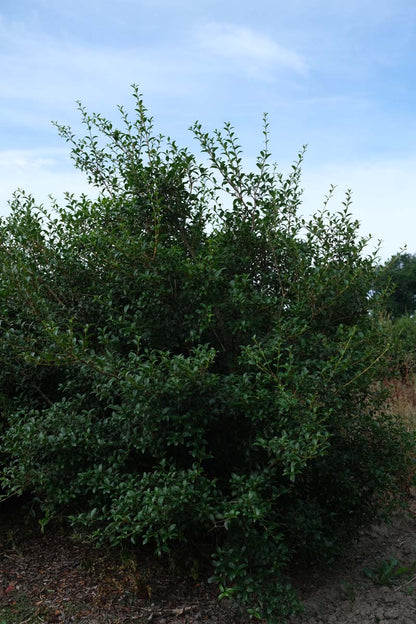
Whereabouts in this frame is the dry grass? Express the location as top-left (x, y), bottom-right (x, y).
top-left (384, 375), bottom-right (416, 433)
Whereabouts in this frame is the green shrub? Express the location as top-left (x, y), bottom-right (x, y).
top-left (0, 87), bottom-right (414, 622)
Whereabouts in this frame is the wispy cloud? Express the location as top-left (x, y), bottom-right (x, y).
top-left (0, 150), bottom-right (58, 171)
top-left (0, 38), bottom-right (196, 106)
top-left (0, 13), bottom-right (206, 117)
top-left (196, 23), bottom-right (307, 76)
top-left (0, 149), bottom-right (93, 215)
top-left (0, 13), bottom-right (308, 148)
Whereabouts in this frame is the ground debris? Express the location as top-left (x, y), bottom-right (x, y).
top-left (0, 515), bottom-right (252, 623)
top-left (2, 499), bottom-right (416, 624)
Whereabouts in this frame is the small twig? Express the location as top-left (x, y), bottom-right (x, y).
top-left (394, 573), bottom-right (416, 592)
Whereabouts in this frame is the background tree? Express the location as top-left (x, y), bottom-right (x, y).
top-left (374, 253), bottom-right (416, 379)
top-left (0, 88), bottom-right (414, 623)
top-left (376, 252), bottom-right (416, 318)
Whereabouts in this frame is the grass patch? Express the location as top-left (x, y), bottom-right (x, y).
top-left (363, 557), bottom-right (416, 587)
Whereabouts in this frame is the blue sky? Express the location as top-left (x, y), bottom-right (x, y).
top-left (1, 0), bottom-right (415, 260)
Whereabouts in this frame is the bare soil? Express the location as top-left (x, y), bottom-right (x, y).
top-left (1, 495), bottom-right (416, 624)
top-left (288, 492), bottom-right (416, 624)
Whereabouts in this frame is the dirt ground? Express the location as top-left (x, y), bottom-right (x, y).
top-left (1, 495), bottom-right (416, 624)
top-left (288, 492), bottom-right (416, 624)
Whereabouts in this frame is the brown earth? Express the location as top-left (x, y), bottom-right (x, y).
top-left (287, 492), bottom-right (416, 624)
top-left (0, 509), bottom-right (251, 624)
top-left (1, 495), bottom-right (416, 624)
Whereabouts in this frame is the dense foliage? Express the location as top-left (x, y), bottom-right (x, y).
top-left (374, 253), bottom-right (416, 378)
top-left (376, 252), bottom-right (416, 318)
top-left (0, 89), bottom-right (414, 622)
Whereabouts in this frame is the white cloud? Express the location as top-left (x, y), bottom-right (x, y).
top-left (0, 149), bottom-right (93, 216)
top-left (196, 23), bottom-right (306, 74)
top-left (0, 16), bottom-right (205, 117)
top-left (0, 15), bottom-right (308, 140)
top-left (0, 42), bottom-right (195, 107)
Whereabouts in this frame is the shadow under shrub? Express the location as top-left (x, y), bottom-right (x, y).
top-left (0, 88), bottom-right (414, 623)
